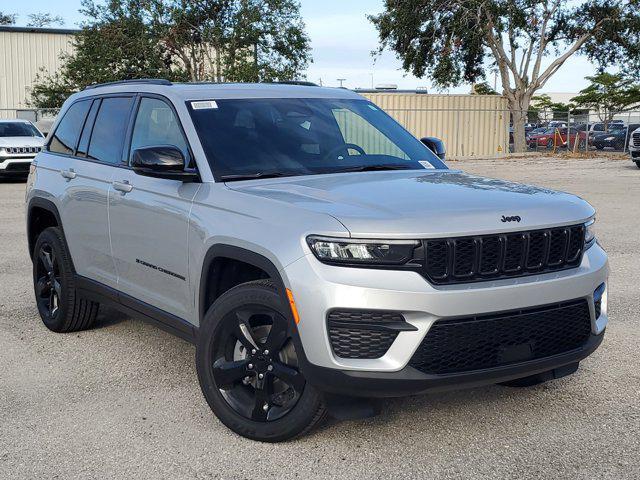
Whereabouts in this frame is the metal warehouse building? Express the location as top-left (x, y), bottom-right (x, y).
top-left (359, 91), bottom-right (509, 158)
top-left (0, 26), bottom-right (76, 111)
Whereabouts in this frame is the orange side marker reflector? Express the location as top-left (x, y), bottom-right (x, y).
top-left (286, 288), bottom-right (300, 324)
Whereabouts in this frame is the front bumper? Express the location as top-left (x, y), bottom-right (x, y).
top-left (302, 333), bottom-right (603, 397)
top-left (284, 243), bottom-right (609, 394)
top-left (0, 157), bottom-right (35, 176)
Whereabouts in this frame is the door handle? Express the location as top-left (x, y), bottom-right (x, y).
top-left (112, 180), bottom-right (133, 194)
top-left (60, 169), bottom-right (76, 180)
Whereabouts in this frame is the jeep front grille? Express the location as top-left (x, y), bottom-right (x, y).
top-left (633, 131), bottom-right (640, 147)
top-left (422, 225), bottom-right (585, 285)
top-left (5, 146), bottom-right (41, 155)
top-left (409, 299), bottom-right (592, 375)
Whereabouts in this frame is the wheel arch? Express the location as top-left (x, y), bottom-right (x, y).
top-left (27, 197), bottom-right (66, 261)
top-left (198, 244), bottom-right (292, 324)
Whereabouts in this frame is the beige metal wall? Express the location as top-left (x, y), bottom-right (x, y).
top-left (359, 92), bottom-right (509, 158)
top-left (0, 29), bottom-right (75, 111)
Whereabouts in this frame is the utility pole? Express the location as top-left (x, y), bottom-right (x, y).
top-left (337, 78), bottom-right (346, 88)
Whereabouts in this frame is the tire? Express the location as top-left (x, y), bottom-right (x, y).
top-left (635, 161), bottom-right (640, 169)
top-left (196, 279), bottom-right (326, 442)
top-left (595, 145), bottom-right (604, 150)
top-left (32, 227), bottom-right (99, 332)
top-left (547, 139), bottom-right (554, 149)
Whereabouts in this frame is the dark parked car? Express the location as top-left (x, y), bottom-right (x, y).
top-left (592, 124), bottom-right (640, 151)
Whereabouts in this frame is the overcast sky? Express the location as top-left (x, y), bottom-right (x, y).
top-left (14, 0), bottom-right (598, 93)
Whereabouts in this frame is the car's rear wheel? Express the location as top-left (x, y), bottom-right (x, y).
top-left (547, 139), bottom-right (554, 149)
top-left (33, 227), bottom-right (99, 332)
top-left (196, 280), bottom-right (326, 442)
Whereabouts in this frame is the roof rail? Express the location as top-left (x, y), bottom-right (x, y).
top-left (84, 79), bottom-right (173, 90)
top-left (269, 81), bottom-right (319, 87)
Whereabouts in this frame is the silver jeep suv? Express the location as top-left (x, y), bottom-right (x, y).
top-left (26, 80), bottom-right (609, 441)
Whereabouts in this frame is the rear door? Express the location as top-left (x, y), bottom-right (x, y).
top-left (47, 96), bottom-right (134, 288)
top-left (108, 95), bottom-right (200, 321)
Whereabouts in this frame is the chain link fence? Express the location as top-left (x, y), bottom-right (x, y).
top-left (511, 109), bottom-right (640, 154)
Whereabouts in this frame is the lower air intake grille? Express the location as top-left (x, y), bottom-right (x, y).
top-left (409, 299), bottom-right (592, 375)
top-left (327, 310), bottom-right (404, 359)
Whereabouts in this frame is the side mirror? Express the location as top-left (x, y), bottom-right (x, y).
top-left (420, 137), bottom-right (446, 161)
top-left (131, 145), bottom-right (198, 182)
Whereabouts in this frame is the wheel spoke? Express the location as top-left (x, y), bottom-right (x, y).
top-left (48, 290), bottom-right (55, 315)
top-left (52, 279), bottom-right (62, 299)
top-left (212, 359), bottom-right (250, 388)
top-left (251, 377), bottom-right (273, 421)
top-left (271, 362), bottom-right (305, 392)
top-left (264, 314), bottom-right (289, 352)
top-left (234, 310), bottom-right (261, 351)
top-left (36, 276), bottom-right (50, 297)
top-left (39, 249), bottom-right (54, 273)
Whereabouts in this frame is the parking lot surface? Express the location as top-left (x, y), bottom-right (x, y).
top-left (1, 156), bottom-right (639, 479)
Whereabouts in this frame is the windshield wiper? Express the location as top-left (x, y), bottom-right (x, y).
top-left (220, 172), bottom-right (298, 182)
top-left (330, 164), bottom-right (415, 173)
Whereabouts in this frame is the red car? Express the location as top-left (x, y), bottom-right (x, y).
top-left (528, 127), bottom-right (585, 149)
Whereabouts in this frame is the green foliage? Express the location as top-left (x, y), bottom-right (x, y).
top-left (370, 0), bottom-right (640, 151)
top-left (472, 82), bottom-right (498, 95)
top-left (26, 13), bottom-right (65, 27)
top-left (532, 94), bottom-right (574, 113)
top-left (29, 0), bottom-right (311, 108)
top-left (570, 73), bottom-right (640, 120)
top-left (0, 11), bottom-right (16, 25)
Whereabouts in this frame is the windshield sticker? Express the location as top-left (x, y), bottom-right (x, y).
top-left (419, 161), bottom-right (435, 169)
top-left (191, 100), bottom-right (218, 110)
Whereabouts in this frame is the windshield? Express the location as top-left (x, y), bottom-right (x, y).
top-left (0, 122), bottom-right (42, 138)
top-left (187, 98), bottom-right (446, 180)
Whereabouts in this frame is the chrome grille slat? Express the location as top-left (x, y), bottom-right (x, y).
top-left (5, 146), bottom-right (41, 155)
top-left (422, 225), bottom-right (586, 285)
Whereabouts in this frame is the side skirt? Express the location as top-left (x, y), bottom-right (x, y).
top-left (75, 275), bottom-right (198, 344)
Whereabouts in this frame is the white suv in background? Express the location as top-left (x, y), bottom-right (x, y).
top-left (0, 119), bottom-right (45, 178)
top-left (630, 127), bottom-right (640, 168)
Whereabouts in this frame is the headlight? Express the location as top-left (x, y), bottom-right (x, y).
top-left (307, 236), bottom-right (418, 265)
top-left (604, 136), bottom-right (615, 141)
top-left (585, 218), bottom-right (596, 248)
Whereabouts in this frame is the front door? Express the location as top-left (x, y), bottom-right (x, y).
top-left (108, 96), bottom-right (199, 321)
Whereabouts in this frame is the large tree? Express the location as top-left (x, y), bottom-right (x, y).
top-left (148, 0), bottom-right (311, 82)
top-left (29, 0), bottom-right (311, 107)
top-left (370, 0), bottom-right (640, 152)
top-left (30, 0), bottom-right (182, 108)
top-left (571, 72), bottom-right (640, 127)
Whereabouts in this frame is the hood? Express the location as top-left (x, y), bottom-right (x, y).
top-left (0, 136), bottom-right (45, 148)
top-left (227, 170), bottom-right (595, 238)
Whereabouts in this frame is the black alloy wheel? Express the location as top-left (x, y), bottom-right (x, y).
top-left (35, 242), bottom-right (62, 320)
top-left (212, 305), bottom-right (305, 422)
top-left (196, 280), bottom-right (326, 442)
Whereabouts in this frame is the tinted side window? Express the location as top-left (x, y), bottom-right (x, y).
top-left (129, 98), bottom-right (188, 160)
top-left (88, 97), bottom-right (134, 164)
top-left (49, 100), bottom-right (92, 155)
top-left (76, 100), bottom-right (101, 158)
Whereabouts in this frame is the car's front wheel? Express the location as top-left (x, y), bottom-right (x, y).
top-left (196, 280), bottom-right (326, 442)
top-left (635, 161), bottom-right (640, 169)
